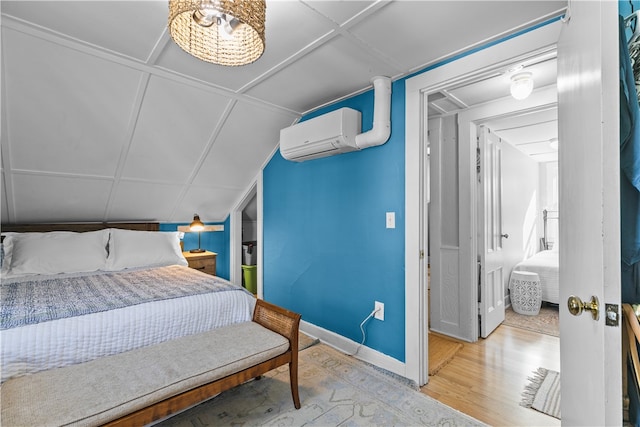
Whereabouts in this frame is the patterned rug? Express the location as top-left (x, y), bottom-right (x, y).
top-left (158, 343), bottom-right (486, 426)
top-left (503, 303), bottom-right (559, 337)
top-left (521, 367), bottom-right (561, 419)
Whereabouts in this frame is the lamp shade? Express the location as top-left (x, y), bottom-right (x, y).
top-left (510, 72), bottom-right (534, 100)
top-left (190, 214), bottom-right (205, 231)
top-left (168, 0), bottom-right (266, 66)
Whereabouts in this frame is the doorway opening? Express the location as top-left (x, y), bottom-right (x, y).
top-left (404, 18), bottom-right (564, 388)
top-left (426, 50), bottom-right (560, 336)
top-left (230, 181), bottom-right (260, 296)
top-left (408, 4), bottom-right (622, 423)
top-left (421, 49), bottom-right (561, 427)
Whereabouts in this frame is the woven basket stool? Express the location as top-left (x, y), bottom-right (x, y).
top-left (509, 270), bottom-right (542, 315)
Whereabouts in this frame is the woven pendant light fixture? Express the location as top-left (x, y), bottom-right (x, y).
top-left (168, 0), bottom-right (266, 66)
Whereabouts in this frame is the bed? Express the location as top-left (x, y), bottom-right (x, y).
top-left (512, 210), bottom-right (560, 305)
top-left (0, 222), bottom-right (266, 423)
top-left (513, 247), bottom-right (559, 304)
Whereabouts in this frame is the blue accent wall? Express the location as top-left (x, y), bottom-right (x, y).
top-left (263, 81), bottom-right (407, 361)
top-left (262, 16), bottom-right (564, 362)
top-left (160, 217), bottom-right (231, 280)
top-left (621, 0), bottom-right (637, 17)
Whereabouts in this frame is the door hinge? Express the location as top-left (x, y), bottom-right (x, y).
top-left (476, 146), bottom-right (481, 180)
top-left (420, 250), bottom-right (425, 259)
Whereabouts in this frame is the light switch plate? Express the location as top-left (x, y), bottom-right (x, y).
top-left (386, 212), bottom-right (395, 229)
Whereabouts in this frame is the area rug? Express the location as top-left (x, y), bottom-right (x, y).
top-left (521, 367), bottom-right (561, 419)
top-left (428, 333), bottom-right (463, 376)
top-left (504, 303), bottom-right (559, 337)
top-left (158, 343), bottom-right (486, 426)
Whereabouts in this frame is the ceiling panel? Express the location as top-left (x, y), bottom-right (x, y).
top-left (246, 35), bottom-right (402, 112)
top-left (514, 140), bottom-right (557, 155)
top-left (193, 101), bottom-right (294, 188)
top-left (3, 28), bottom-right (142, 177)
top-left (108, 181), bottom-right (184, 221)
top-left (350, 1), bottom-right (565, 71)
top-left (484, 107), bottom-right (558, 131)
top-left (121, 75), bottom-right (232, 183)
top-left (531, 152), bottom-right (559, 163)
top-left (494, 120), bottom-right (558, 145)
top-left (429, 96), bottom-right (467, 115)
top-left (1, 1), bottom-right (167, 62)
top-left (301, 0), bottom-right (376, 25)
top-left (11, 174), bottom-right (113, 222)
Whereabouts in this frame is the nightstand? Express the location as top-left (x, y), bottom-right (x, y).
top-left (182, 251), bottom-right (217, 276)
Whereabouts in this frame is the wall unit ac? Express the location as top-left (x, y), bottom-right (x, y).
top-left (279, 108), bottom-right (361, 162)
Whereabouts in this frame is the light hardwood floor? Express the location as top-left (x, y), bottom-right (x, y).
top-left (421, 325), bottom-right (560, 427)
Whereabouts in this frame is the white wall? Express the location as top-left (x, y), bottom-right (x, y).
top-left (501, 139), bottom-right (540, 300)
top-left (539, 162), bottom-right (559, 248)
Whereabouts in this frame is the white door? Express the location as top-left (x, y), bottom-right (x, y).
top-left (428, 116), bottom-right (467, 340)
top-left (557, 1), bottom-right (621, 424)
top-left (478, 126), bottom-right (506, 338)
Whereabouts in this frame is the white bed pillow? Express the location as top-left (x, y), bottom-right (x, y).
top-left (1, 230), bottom-right (109, 279)
top-left (105, 228), bottom-right (187, 271)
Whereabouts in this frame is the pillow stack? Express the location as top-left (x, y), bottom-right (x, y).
top-left (1, 229), bottom-right (187, 280)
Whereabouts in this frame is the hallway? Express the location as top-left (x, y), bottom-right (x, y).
top-left (421, 325), bottom-right (560, 426)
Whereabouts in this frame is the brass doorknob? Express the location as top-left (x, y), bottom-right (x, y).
top-left (568, 295), bottom-right (599, 320)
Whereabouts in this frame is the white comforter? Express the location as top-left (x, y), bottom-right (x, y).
top-left (513, 250), bottom-right (560, 304)
top-left (1, 266), bottom-right (256, 383)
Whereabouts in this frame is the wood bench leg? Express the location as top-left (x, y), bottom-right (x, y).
top-left (289, 360), bottom-right (301, 409)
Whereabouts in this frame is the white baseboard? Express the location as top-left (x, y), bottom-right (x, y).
top-left (299, 320), bottom-right (407, 380)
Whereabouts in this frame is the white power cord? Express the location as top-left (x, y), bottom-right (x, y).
top-left (348, 307), bottom-right (381, 356)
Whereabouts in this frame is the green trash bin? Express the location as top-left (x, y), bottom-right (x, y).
top-left (241, 265), bottom-right (257, 294)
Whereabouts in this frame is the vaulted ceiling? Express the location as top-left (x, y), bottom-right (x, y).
top-left (0, 1), bottom-right (566, 224)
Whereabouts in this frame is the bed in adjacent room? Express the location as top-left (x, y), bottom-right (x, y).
top-left (0, 222), bottom-right (264, 424)
top-left (512, 210), bottom-right (560, 305)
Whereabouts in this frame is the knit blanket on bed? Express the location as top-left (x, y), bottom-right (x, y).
top-left (1, 265), bottom-right (244, 330)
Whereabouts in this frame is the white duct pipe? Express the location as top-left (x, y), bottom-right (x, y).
top-left (355, 76), bottom-right (392, 149)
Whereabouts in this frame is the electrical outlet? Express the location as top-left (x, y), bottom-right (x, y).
top-left (374, 301), bottom-right (384, 321)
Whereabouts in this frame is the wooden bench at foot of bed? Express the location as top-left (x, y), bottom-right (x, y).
top-left (1, 299), bottom-right (301, 427)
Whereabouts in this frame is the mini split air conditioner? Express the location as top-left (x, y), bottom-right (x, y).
top-left (279, 76), bottom-right (392, 162)
top-left (279, 108), bottom-right (361, 162)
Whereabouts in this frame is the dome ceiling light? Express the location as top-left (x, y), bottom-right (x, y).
top-left (510, 71), bottom-right (534, 100)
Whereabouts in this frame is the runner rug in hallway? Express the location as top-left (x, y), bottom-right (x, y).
top-left (159, 343), bottom-right (485, 426)
top-left (521, 367), bottom-right (561, 419)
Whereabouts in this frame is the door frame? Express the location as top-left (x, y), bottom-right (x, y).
top-left (405, 20), bottom-right (563, 385)
top-left (230, 179), bottom-right (260, 296)
top-left (459, 87), bottom-right (558, 339)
